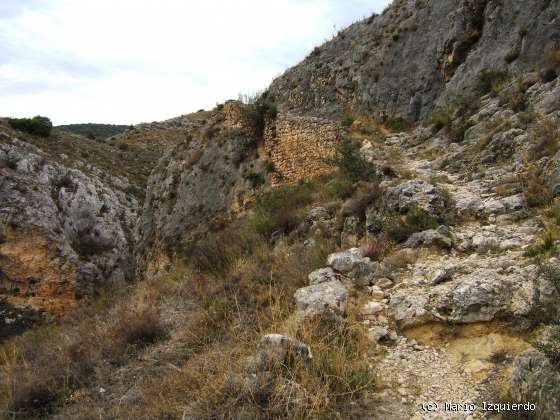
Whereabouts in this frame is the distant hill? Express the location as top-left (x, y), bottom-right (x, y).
top-left (56, 123), bottom-right (131, 140)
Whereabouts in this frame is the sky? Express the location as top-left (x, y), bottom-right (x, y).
top-left (0, 0), bottom-right (391, 125)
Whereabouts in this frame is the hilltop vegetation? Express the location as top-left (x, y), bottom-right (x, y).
top-left (56, 123), bottom-right (131, 141)
top-left (8, 116), bottom-right (52, 138)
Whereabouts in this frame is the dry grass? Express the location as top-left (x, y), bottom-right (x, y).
top-left (521, 166), bottom-right (553, 208)
top-left (527, 116), bottom-right (560, 161)
top-left (0, 290), bottom-right (168, 418)
top-left (0, 205), bottom-right (379, 418)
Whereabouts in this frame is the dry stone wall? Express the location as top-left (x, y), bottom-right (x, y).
top-left (223, 100), bottom-right (253, 130)
top-left (264, 114), bottom-right (342, 185)
top-left (223, 100), bottom-right (342, 185)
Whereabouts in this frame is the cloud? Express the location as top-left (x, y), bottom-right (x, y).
top-left (0, 0), bottom-right (45, 18)
top-left (0, 0), bottom-right (391, 124)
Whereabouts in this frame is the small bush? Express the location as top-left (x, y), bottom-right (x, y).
top-left (328, 139), bottom-right (378, 182)
top-left (525, 228), bottom-right (558, 258)
top-left (475, 69), bottom-right (510, 96)
top-left (8, 116), bottom-right (53, 137)
top-left (534, 326), bottom-right (560, 367)
top-left (539, 47), bottom-right (560, 83)
top-left (361, 235), bottom-right (392, 261)
top-left (247, 183), bottom-right (315, 238)
top-left (386, 117), bottom-right (412, 132)
top-left (523, 169), bottom-right (553, 208)
top-left (244, 171), bottom-right (266, 188)
top-left (527, 116), bottom-right (560, 161)
top-left (382, 203), bottom-right (439, 243)
top-left (240, 91), bottom-right (278, 139)
top-left (430, 107), bottom-right (453, 132)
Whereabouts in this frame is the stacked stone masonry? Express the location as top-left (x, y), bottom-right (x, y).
top-left (223, 100), bottom-right (253, 130)
top-left (264, 114), bottom-right (342, 185)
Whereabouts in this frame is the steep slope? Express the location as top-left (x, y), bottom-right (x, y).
top-left (268, 0), bottom-right (558, 121)
top-left (0, 123), bottom-right (139, 334)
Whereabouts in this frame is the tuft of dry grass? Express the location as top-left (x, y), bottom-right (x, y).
top-left (527, 116), bottom-right (560, 161)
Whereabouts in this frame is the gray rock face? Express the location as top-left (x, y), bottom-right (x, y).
top-left (405, 227), bottom-right (454, 249)
top-left (135, 128), bottom-right (265, 276)
top-left (294, 281), bottom-right (348, 321)
top-left (511, 350), bottom-right (560, 420)
top-left (327, 248), bottom-right (368, 273)
top-left (390, 264), bottom-right (558, 328)
top-left (383, 180), bottom-right (448, 216)
top-left (268, 0), bottom-right (557, 121)
top-left (308, 267), bottom-right (343, 286)
top-left (0, 132), bottom-right (138, 314)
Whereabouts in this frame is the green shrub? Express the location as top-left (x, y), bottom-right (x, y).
top-left (386, 117), bottom-right (412, 132)
top-left (240, 91), bottom-right (278, 139)
top-left (247, 183), bottom-right (315, 238)
top-left (382, 203), bottom-right (439, 243)
top-left (525, 228), bottom-right (558, 258)
top-left (430, 107), bottom-right (453, 132)
top-left (475, 69), bottom-right (510, 96)
top-left (244, 171), bottom-right (266, 188)
top-left (328, 139), bottom-right (378, 182)
top-left (8, 116), bottom-right (53, 137)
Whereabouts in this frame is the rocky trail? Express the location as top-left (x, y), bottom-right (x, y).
top-left (283, 128), bottom-right (549, 418)
top-left (361, 136), bottom-right (540, 419)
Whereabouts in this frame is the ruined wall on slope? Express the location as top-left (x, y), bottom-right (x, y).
top-left (263, 114), bottom-right (342, 185)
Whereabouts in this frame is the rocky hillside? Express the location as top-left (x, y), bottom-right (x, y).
top-left (0, 123), bottom-right (139, 328)
top-left (1, 0), bottom-right (560, 419)
top-left (268, 0), bottom-right (558, 121)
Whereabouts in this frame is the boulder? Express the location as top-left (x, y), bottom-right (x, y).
top-left (404, 226), bottom-right (454, 249)
top-left (327, 248), bottom-right (369, 273)
top-left (294, 281), bottom-right (348, 321)
top-left (308, 267), bottom-right (343, 286)
top-left (383, 180), bottom-right (447, 216)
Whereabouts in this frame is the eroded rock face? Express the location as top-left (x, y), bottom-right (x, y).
top-left (0, 133), bottom-right (138, 316)
top-left (135, 127), bottom-right (266, 277)
top-left (390, 264), bottom-right (557, 328)
top-left (268, 0), bottom-right (557, 121)
top-left (383, 180), bottom-right (449, 216)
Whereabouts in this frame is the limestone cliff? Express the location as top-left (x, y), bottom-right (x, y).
top-left (0, 127), bottom-right (138, 321)
top-left (268, 0), bottom-right (558, 121)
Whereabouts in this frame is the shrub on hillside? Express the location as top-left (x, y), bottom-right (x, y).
top-left (8, 116), bottom-right (52, 137)
top-left (248, 183), bottom-right (315, 238)
top-left (527, 116), bottom-right (560, 161)
top-left (239, 91), bottom-right (278, 139)
top-left (382, 203), bottom-right (439, 243)
top-left (475, 69), bottom-right (510, 96)
top-left (328, 138), bottom-right (378, 182)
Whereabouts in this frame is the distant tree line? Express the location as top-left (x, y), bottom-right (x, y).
top-left (56, 123), bottom-right (132, 140)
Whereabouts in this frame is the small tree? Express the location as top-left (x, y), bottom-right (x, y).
top-left (8, 116), bottom-right (53, 137)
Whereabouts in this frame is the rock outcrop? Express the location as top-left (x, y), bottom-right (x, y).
top-left (135, 120), bottom-right (267, 277)
top-left (0, 131), bottom-right (138, 317)
top-left (268, 0), bottom-right (558, 121)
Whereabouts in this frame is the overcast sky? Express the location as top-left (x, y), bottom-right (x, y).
top-left (0, 0), bottom-right (391, 125)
